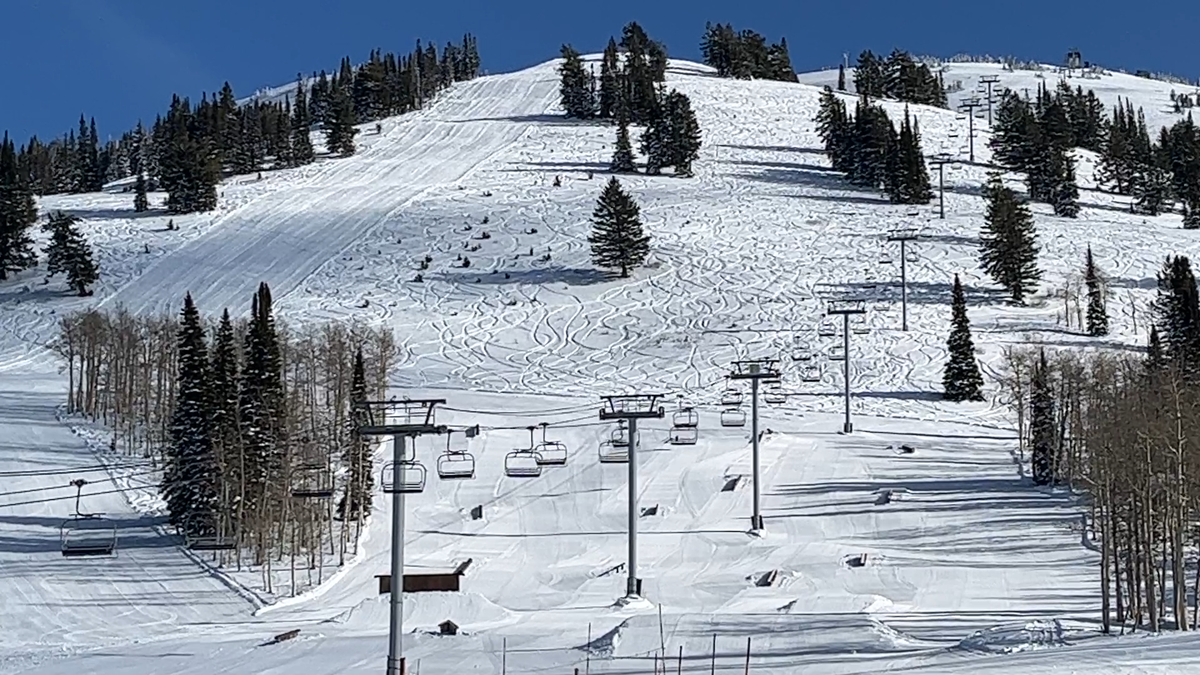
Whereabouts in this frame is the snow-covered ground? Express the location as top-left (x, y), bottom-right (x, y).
top-left (2, 57), bottom-right (1199, 674)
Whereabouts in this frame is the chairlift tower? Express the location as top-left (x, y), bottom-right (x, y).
top-left (826, 300), bottom-right (867, 433)
top-left (928, 154), bottom-right (953, 219)
top-left (957, 97), bottom-right (983, 163)
top-left (355, 398), bottom-right (453, 675)
top-left (977, 75), bottom-right (1001, 125)
top-left (886, 227), bottom-right (921, 331)
top-left (728, 359), bottom-right (782, 533)
top-left (599, 394), bottom-right (665, 599)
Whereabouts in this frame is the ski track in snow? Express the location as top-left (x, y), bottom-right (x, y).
top-left (3, 57), bottom-right (1200, 674)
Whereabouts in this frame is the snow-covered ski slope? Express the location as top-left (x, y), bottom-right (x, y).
top-left (5, 56), bottom-right (1200, 674)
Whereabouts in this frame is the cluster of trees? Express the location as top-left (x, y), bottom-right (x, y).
top-left (53, 291), bottom-right (397, 592)
top-left (589, 177), bottom-right (650, 278)
top-left (699, 23), bottom-right (797, 82)
top-left (9, 35), bottom-right (481, 215)
top-left (0, 133), bottom-right (38, 280)
top-left (558, 22), bottom-right (668, 124)
top-left (996, 254), bottom-right (1200, 631)
top-left (1098, 102), bottom-right (1200, 224)
top-left (846, 50), bottom-right (947, 108)
top-left (990, 82), bottom-right (1098, 217)
top-left (814, 90), bottom-right (934, 204)
top-left (610, 87), bottom-right (702, 177)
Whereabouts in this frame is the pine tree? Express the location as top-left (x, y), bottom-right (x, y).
top-left (598, 38), bottom-right (622, 119)
top-left (942, 273), bottom-right (985, 402)
top-left (239, 282), bottom-right (286, 514)
top-left (1146, 325), bottom-right (1165, 373)
top-left (979, 174), bottom-right (1041, 304)
top-left (989, 91), bottom-right (1036, 172)
top-left (886, 109), bottom-right (932, 204)
top-left (1047, 147), bottom-right (1080, 217)
top-left (290, 75), bottom-right (315, 166)
top-left (610, 114), bottom-right (637, 173)
top-left (1084, 246), bottom-right (1109, 336)
top-left (42, 211), bottom-right (97, 295)
top-left (1152, 255), bottom-right (1200, 367)
top-left (325, 83), bottom-right (358, 157)
top-left (0, 133), bottom-right (39, 280)
top-left (208, 309), bottom-right (240, 533)
top-left (837, 63), bottom-right (846, 91)
top-left (588, 177), bottom-right (650, 277)
top-left (558, 44), bottom-right (595, 119)
top-left (1028, 350), bottom-right (1056, 485)
top-left (338, 347), bottom-right (373, 521)
top-left (165, 293), bottom-right (221, 533)
top-left (134, 171), bottom-right (149, 212)
top-left (663, 90), bottom-right (702, 177)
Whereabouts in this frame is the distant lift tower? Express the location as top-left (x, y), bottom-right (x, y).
top-left (826, 300), bottom-right (867, 433)
top-left (728, 359), bottom-right (783, 532)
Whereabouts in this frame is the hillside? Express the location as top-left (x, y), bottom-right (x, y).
top-left (3, 55), bottom-right (1200, 675)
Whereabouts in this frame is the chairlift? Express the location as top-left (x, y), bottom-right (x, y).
top-left (851, 316), bottom-right (870, 335)
top-left (791, 344), bottom-right (812, 361)
top-left (598, 440), bottom-right (629, 463)
top-left (611, 421), bottom-right (631, 448)
top-left (60, 515), bottom-right (117, 557)
top-left (720, 407), bottom-right (746, 427)
top-left (669, 425), bottom-right (699, 445)
top-left (817, 320), bottom-right (837, 337)
top-left (672, 406), bottom-right (699, 429)
top-left (180, 513), bottom-right (237, 552)
top-left (434, 430), bottom-right (476, 479)
top-left (719, 387), bottom-right (743, 407)
top-left (763, 382), bottom-right (786, 405)
top-left (905, 248), bottom-right (919, 263)
top-left (291, 466), bottom-right (335, 499)
top-left (533, 422), bottom-right (568, 466)
top-left (382, 460), bottom-right (427, 494)
top-left (878, 252), bottom-right (894, 265)
top-left (800, 364), bottom-right (821, 383)
top-left (505, 449), bottom-right (543, 478)
top-left (829, 345), bottom-right (846, 361)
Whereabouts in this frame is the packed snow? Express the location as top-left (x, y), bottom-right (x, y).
top-left (2, 56), bottom-right (1200, 674)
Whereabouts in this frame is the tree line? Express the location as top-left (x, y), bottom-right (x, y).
top-left (699, 22), bottom-right (797, 82)
top-left (6, 35), bottom-right (481, 213)
top-left (994, 251), bottom-right (1200, 631)
top-left (845, 49), bottom-right (948, 108)
top-left (814, 90), bottom-right (934, 205)
top-left (53, 287), bottom-right (397, 594)
top-left (558, 22), bottom-right (668, 124)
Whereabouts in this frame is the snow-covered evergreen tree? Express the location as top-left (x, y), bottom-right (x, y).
top-left (942, 274), bottom-right (985, 402)
top-left (588, 177), bottom-right (650, 277)
top-left (1084, 246), bottom-right (1109, 336)
top-left (979, 174), bottom-right (1041, 304)
top-left (338, 347), bottom-right (373, 521)
top-left (1028, 350), bottom-right (1056, 486)
top-left (610, 114), bottom-right (637, 173)
top-left (42, 211), bottom-right (98, 296)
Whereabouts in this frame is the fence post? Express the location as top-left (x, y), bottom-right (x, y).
top-left (678, 644), bottom-right (683, 675)
top-left (743, 637), bottom-right (751, 675)
top-left (710, 634), bottom-right (716, 675)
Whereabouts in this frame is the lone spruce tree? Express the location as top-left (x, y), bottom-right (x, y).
top-left (942, 274), bottom-right (985, 402)
top-left (338, 346), bottom-right (373, 521)
top-left (588, 177), bottom-right (650, 278)
top-left (1084, 245), bottom-right (1109, 336)
top-left (610, 113), bottom-right (637, 173)
top-left (979, 174), bottom-right (1041, 304)
top-left (43, 211), bottom-right (98, 296)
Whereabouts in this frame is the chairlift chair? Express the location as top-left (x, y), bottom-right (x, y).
top-left (598, 440), bottom-right (629, 463)
top-left (437, 432), bottom-right (477, 478)
top-left (291, 468), bottom-right (335, 499)
top-left (905, 249), bottom-right (919, 263)
top-left (505, 450), bottom-right (543, 478)
top-left (382, 460), bottom-right (427, 494)
top-left (791, 344), bottom-right (812, 362)
top-left (800, 364), bottom-right (821, 383)
top-left (672, 406), bottom-right (699, 428)
top-left (817, 320), bottom-right (837, 337)
top-left (879, 251), bottom-right (894, 265)
top-left (719, 388), bottom-right (743, 407)
top-left (668, 425), bottom-right (699, 445)
top-left (720, 407), bottom-right (746, 427)
top-left (763, 383), bottom-right (786, 405)
top-left (851, 316), bottom-right (870, 335)
top-left (60, 515), bottom-right (117, 557)
top-left (534, 422), bottom-right (568, 466)
top-left (829, 345), bottom-right (846, 361)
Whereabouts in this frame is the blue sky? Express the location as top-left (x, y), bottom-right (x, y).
top-left (1, 0), bottom-right (1193, 143)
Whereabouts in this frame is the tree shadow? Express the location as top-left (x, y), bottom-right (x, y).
top-left (1107, 276), bottom-right (1155, 290)
top-left (508, 160), bottom-right (613, 172)
top-left (717, 143), bottom-right (827, 156)
top-left (853, 390), bottom-right (942, 401)
top-left (53, 207), bottom-right (161, 221)
top-left (448, 113), bottom-right (598, 126)
top-left (819, 280), bottom-right (1007, 306)
top-left (434, 267), bottom-right (612, 286)
top-left (920, 233), bottom-right (980, 247)
top-left (721, 158), bottom-right (841, 174)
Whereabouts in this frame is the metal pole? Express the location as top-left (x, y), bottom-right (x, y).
top-left (626, 417), bottom-right (640, 597)
top-left (387, 435), bottom-right (407, 675)
top-left (938, 164), bottom-right (945, 219)
top-left (967, 113), bottom-right (975, 163)
top-left (842, 315), bottom-right (852, 433)
top-left (900, 240), bottom-right (909, 332)
top-left (750, 378), bottom-right (762, 531)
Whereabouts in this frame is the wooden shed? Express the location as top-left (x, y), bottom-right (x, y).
top-left (376, 558), bottom-right (473, 595)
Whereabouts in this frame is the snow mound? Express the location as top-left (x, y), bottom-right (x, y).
top-left (956, 619), bottom-right (1099, 654)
